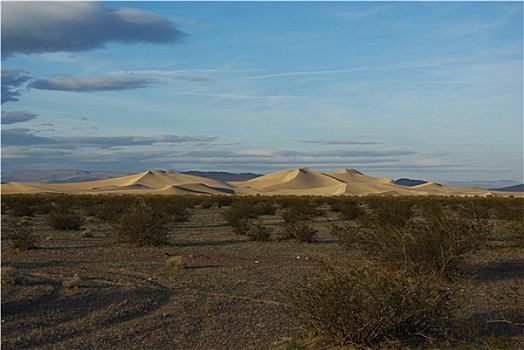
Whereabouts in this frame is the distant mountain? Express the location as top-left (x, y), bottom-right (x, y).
top-left (489, 184), bottom-right (524, 192)
top-left (394, 178), bottom-right (428, 187)
top-left (444, 179), bottom-right (521, 189)
top-left (181, 171), bottom-right (260, 182)
top-left (1, 169), bottom-right (132, 183)
top-left (1, 169), bottom-right (261, 184)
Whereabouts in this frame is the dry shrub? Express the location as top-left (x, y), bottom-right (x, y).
top-left (281, 201), bottom-right (324, 224)
top-left (329, 198), bottom-right (364, 220)
top-left (115, 202), bottom-right (170, 246)
top-left (8, 223), bottom-right (39, 251)
top-left (47, 207), bottom-right (84, 230)
top-left (285, 265), bottom-right (456, 347)
top-left (62, 274), bottom-right (82, 289)
top-left (247, 223), bottom-right (273, 241)
top-left (165, 255), bottom-right (187, 270)
top-left (331, 216), bottom-right (488, 278)
top-left (93, 200), bottom-right (130, 222)
top-left (145, 196), bottom-right (193, 222)
top-left (1, 266), bottom-right (24, 287)
top-left (3, 194), bottom-right (52, 217)
top-left (364, 197), bottom-right (414, 229)
top-left (220, 202), bottom-right (258, 235)
top-left (281, 222), bottom-right (317, 243)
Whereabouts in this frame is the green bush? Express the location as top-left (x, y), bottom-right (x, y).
top-left (115, 202), bottom-right (170, 246)
top-left (47, 207), bottom-right (84, 230)
top-left (285, 265), bottom-right (456, 347)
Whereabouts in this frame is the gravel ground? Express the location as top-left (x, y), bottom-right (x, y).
top-left (2, 205), bottom-right (523, 349)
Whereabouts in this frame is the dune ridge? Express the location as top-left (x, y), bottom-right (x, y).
top-left (1, 167), bottom-right (519, 196)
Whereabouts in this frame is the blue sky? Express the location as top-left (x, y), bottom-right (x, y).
top-left (1, 1), bottom-right (523, 182)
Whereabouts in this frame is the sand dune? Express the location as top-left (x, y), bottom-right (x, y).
top-left (1, 168), bottom-right (519, 196)
top-left (325, 169), bottom-right (406, 195)
top-left (231, 167), bottom-right (346, 195)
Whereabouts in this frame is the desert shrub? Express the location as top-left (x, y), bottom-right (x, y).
top-left (415, 197), bottom-right (447, 221)
top-left (214, 195), bottom-right (234, 208)
top-left (246, 223), bottom-right (273, 241)
top-left (364, 197), bottom-right (414, 229)
top-left (165, 255), bottom-right (187, 270)
top-left (492, 198), bottom-right (524, 221)
top-left (80, 228), bottom-right (95, 238)
top-left (93, 199), bottom-right (131, 222)
top-left (3, 194), bottom-right (52, 216)
top-left (282, 201), bottom-right (324, 224)
top-left (115, 202), bottom-right (170, 246)
top-left (62, 274), bottom-right (82, 289)
top-left (485, 279), bottom-right (524, 328)
top-left (253, 200), bottom-right (278, 216)
top-left (285, 265), bottom-right (456, 347)
top-left (1, 266), bottom-right (24, 287)
top-left (10, 203), bottom-right (36, 217)
top-left (47, 207), bottom-right (84, 230)
top-left (329, 198), bottom-right (364, 220)
top-left (331, 216), bottom-right (488, 278)
top-left (199, 200), bottom-right (214, 209)
top-left (158, 201), bottom-right (192, 222)
top-left (497, 219), bottom-right (524, 247)
top-left (8, 223), bottom-right (39, 250)
top-left (281, 222), bottom-right (317, 243)
top-left (220, 201), bottom-right (259, 235)
top-left (145, 196), bottom-right (194, 222)
top-left (458, 198), bottom-right (494, 221)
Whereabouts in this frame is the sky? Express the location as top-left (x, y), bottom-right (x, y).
top-left (1, 1), bottom-right (523, 182)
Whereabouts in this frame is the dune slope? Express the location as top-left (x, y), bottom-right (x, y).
top-left (1, 168), bottom-right (518, 196)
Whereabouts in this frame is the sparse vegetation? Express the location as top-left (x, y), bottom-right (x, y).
top-left (7, 222), bottom-right (40, 251)
top-left (165, 255), bottom-right (187, 270)
top-left (115, 201), bottom-right (171, 246)
top-left (285, 265), bottom-right (457, 347)
top-left (47, 207), bottom-right (84, 230)
top-left (1, 266), bottom-right (24, 287)
top-left (62, 274), bottom-right (82, 289)
top-left (331, 216), bottom-right (488, 278)
top-left (247, 222), bottom-right (273, 241)
top-left (1, 193), bottom-right (523, 349)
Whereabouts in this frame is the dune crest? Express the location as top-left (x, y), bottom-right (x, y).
top-left (1, 168), bottom-right (519, 196)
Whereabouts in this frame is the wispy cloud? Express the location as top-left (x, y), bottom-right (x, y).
top-left (1, 2), bottom-right (186, 59)
top-left (29, 76), bottom-right (156, 92)
top-left (1, 128), bottom-right (217, 148)
top-left (1, 69), bottom-right (31, 104)
top-left (1, 111), bottom-right (38, 124)
top-left (301, 139), bottom-right (381, 145)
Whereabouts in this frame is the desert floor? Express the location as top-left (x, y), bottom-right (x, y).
top-left (2, 200), bottom-right (523, 349)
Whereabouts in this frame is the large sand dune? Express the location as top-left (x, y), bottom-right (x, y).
top-left (1, 167), bottom-right (519, 196)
